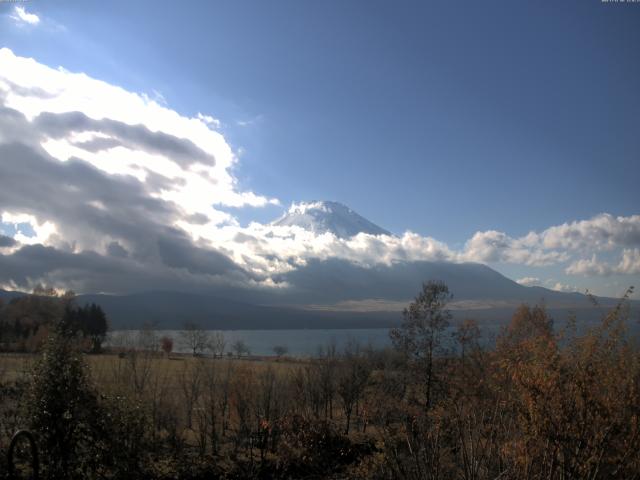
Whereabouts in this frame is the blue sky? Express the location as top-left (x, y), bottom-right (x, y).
top-left (0, 0), bottom-right (639, 298)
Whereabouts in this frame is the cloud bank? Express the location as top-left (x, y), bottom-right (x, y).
top-left (565, 249), bottom-right (640, 277)
top-left (0, 49), bottom-right (638, 296)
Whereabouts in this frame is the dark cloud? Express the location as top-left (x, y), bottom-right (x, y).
top-left (233, 232), bottom-right (261, 244)
top-left (185, 213), bottom-right (209, 225)
top-left (0, 235), bottom-right (17, 248)
top-left (73, 137), bottom-right (122, 152)
top-left (106, 241), bottom-right (128, 258)
top-left (156, 230), bottom-right (239, 276)
top-left (0, 244), bottom-right (248, 295)
top-left (0, 105), bottom-right (40, 145)
top-left (0, 142), bottom-right (176, 250)
top-left (34, 111), bottom-right (215, 167)
top-left (0, 77), bottom-right (57, 99)
top-left (145, 170), bottom-right (187, 193)
top-left (0, 120), bottom-right (248, 292)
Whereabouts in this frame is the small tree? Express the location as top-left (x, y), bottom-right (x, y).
top-left (137, 322), bottom-right (160, 352)
top-left (454, 318), bottom-right (481, 363)
top-left (210, 331), bottom-right (226, 358)
top-left (85, 303), bottom-right (108, 353)
top-left (179, 359), bottom-right (203, 429)
top-left (160, 335), bottom-right (174, 357)
top-left (273, 344), bottom-right (288, 358)
top-left (390, 280), bottom-right (452, 410)
top-left (26, 323), bottom-right (104, 478)
top-left (232, 339), bottom-right (250, 358)
top-left (337, 341), bottom-right (372, 434)
top-left (496, 303), bottom-right (554, 353)
top-left (180, 321), bottom-right (210, 356)
top-left (62, 303), bottom-right (108, 353)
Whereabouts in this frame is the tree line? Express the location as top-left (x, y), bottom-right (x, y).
top-left (0, 286), bottom-right (108, 353)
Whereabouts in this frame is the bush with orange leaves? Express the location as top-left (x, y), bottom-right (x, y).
top-left (374, 286), bottom-right (640, 480)
top-left (496, 288), bottom-right (640, 479)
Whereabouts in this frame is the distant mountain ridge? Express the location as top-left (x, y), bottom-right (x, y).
top-left (272, 201), bottom-right (391, 238)
top-left (1, 263), bottom-right (635, 331)
top-left (273, 259), bottom-right (587, 305)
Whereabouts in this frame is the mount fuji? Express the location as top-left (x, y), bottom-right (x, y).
top-left (272, 201), bottom-right (391, 238)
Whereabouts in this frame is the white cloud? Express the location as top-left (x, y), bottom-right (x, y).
top-left (236, 114), bottom-right (264, 127)
top-left (566, 249), bottom-right (640, 276)
top-left (9, 6), bottom-right (40, 26)
top-left (202, 210), bottom-right (640, 285)
top-left (196, 112), bottom-right (221, 129)
top-left (541, 214), bottom-right (640, 252)
top-left (617, 248), bottom-right (640, 275)
top-left (1, 212), bottom-right (56, 246)
top-left (516, 277), bottom-right (541, 286)
top-left (460, 214), bottom-right (640, 273)
top-left (550, 282), bottom-right (578, 293)
top-left (565, 255), bottom-right (613, 276)
top-left (204, 226), bottom-right (454, 276)
top-left (0, 48), bottom-right (277, 232)
top-left (461, 230), bottom-right (568, 266)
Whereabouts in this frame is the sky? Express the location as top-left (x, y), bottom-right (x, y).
top-left (0, 0), bottom-right (638, 299)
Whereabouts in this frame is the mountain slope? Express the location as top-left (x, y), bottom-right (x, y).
top-left (76, 260), bottom-right (625, 329)
top-left (272, 201), bottom-right (391, 238)
top-left (272, 258), bottom-right (588, 305)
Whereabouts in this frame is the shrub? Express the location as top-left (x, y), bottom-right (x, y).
top-left (26, 322), bottom-right (149, 479)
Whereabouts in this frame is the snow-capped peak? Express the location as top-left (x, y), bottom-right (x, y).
top-left (272, 201), bottom-right (391, 238)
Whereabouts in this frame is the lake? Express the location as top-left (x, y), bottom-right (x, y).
top-left (107, 311), bottom-right (640, 357)
top-left (108, 325), bottom-right (506, 357)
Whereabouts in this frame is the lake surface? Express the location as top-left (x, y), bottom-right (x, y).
top-left (108, 313), bottom-right (640, 357)
top-left (109, 328), bottom-right (393, 356)
top-left (109, 325), bottom-right (505, 357)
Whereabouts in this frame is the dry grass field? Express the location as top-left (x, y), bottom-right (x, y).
top-left (1, 351), bottom-right (302, 389)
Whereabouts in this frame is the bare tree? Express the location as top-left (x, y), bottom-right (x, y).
top-left (179, 358), bottom-right (203, 429)
top-left (337, 341), bottom-right (372, 434)
top-left (300, 363), bottom-right (324, 418)
top-left (218, 360), bottom-right (235, 437)
top-left (255, 367), bottom-right (276, 463)
top-left (180, 321), bottom-right (210, 356)
top-left (454, 318), bottom-right (480, 364)
top-left (390, 280), bottom-right (452, 410)
top-left (146, 363), bottom-right (173, 446)
top-left (138, 322), bottom-right (160, 353)
top-left (210, 331), bottom-right (226, 358)
top-left (116, 325), bottom-right (159, 395)
top-left (232, 339), bottom-right (250, 358)
top-left (232, 367), bottom-right (255, 456)
top-left (199, 358), bottom-right (220, 455)
top-left (317, 341), bottom-right (338, 420)
top-left (272, 344), bottom-right (288, 358)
